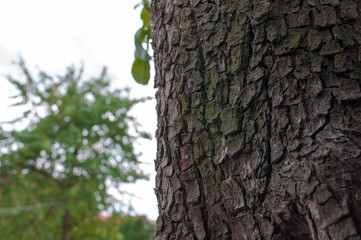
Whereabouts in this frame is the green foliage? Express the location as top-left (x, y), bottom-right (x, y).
top-left (119, 216), bottom-right (155, 240)
top-left (71, 214), bottom-right (124, 240)
top-left (0, 59), bottom-right (150, 239)
top-left (132, 57), bottom-right (151, 85)
top-left (132, 0), bottom-right (152, 85)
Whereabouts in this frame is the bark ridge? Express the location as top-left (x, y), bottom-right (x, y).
top-left (152, 0), bottom-right (361, 239)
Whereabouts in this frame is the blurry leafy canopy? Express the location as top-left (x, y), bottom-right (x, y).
top-left (132, 0), bottom-right (152, 85)
top-left (119, 216), bottom-right (155, 240)
top-left (0, 59), bottom-right (150, 239)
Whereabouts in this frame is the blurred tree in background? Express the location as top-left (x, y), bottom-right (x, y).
top-left (118, 215), bottom-right (155, 240)
top-left (0, 59), bottom-right (150, 240)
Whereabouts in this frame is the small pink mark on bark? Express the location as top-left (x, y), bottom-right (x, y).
top-left (284, 158), bottom-right (296, 171)
top-left (187, 77), bottom-right (200, 89)
top-left (180, 146), bottom-right (191, 170)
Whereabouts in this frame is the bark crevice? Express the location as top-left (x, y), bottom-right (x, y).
top-left (152, 0), bottom-right (361, 239)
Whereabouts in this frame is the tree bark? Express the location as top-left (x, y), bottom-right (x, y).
top-left (62, 210), bottom-right (71, 240)
top-left (152, 0), bottom-right (361, 239)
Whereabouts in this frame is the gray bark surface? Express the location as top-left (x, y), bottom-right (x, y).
top-left (152, 0), bottom-right (361, 239)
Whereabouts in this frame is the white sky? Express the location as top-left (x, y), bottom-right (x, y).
top-left (0, 0), bottom-right (158, 220)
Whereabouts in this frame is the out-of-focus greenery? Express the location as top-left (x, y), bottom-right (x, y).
top-left (132, 0), bottom-right (152, 85)
top-left (0, 59), bottom-right (150, 239)
top-left (119, 215), bottom-right (155, 240)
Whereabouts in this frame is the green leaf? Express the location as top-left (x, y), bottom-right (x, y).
top-left (141, 132), bottom-right (152, 140)
top-left (131, 57), bottom-right (150, 85)
top-left (134, 28), bottom-right (143, 47)
top-left (132, 0), bottom-right (152, 85)
top-left (134, 28), bottom-right (150, 61)
top-left (134, 46), bottom-right (150, 62)
top-left (141, 8), bottom-right (151, 24)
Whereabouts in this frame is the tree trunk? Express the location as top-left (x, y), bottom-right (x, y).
top-left (152, 0), bottom-right (361, 239)
top-left (62, 210), bottom-right (71, 240)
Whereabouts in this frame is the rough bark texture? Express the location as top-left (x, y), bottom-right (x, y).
top-left (152, 0), bottom-right (361, 239)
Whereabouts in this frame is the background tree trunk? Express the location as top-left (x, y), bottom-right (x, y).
top-left (152, 0), bottom-right (361, 239)
top-left (62, 210), bottom-right (71, 240)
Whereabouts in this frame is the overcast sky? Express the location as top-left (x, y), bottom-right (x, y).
top-left (0, 0), bottom-right (158, 220)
